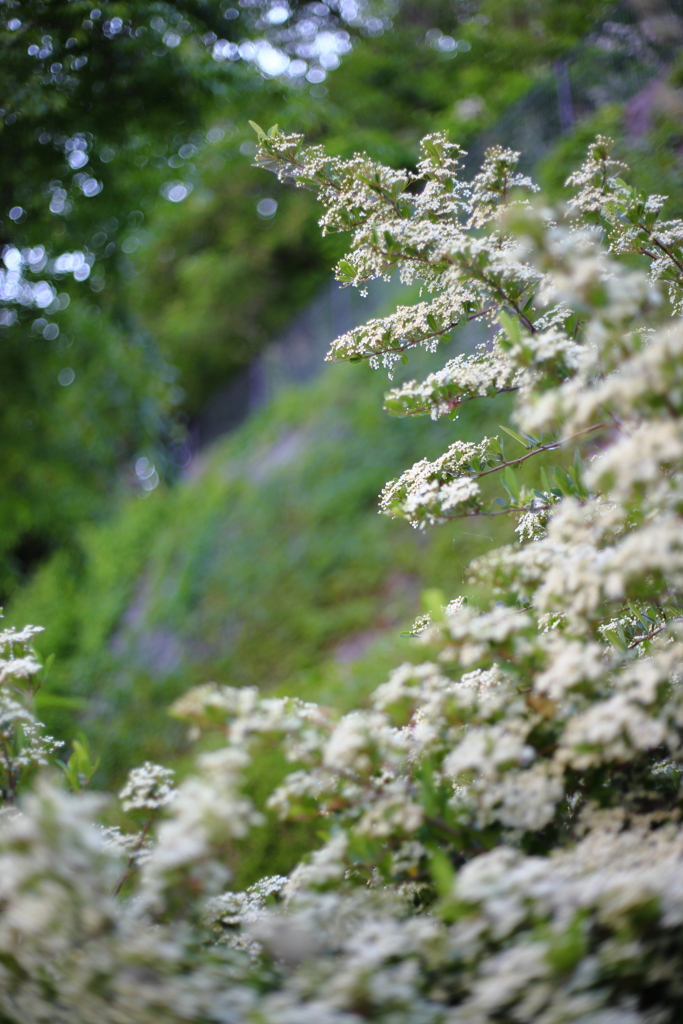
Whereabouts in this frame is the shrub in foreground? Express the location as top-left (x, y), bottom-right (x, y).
top-left (1, 132), bottom-right (683, 1021)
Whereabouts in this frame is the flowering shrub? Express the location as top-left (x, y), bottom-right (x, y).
top-left (2, 131), bottom-right (683, 1021)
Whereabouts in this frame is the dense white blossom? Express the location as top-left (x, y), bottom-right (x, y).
top-left (1, 132), bottom-right (683, 1020)
top-left (119, 762), bottom-right (176, 812)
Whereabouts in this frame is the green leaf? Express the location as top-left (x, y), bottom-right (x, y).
top-left (604, 628), bottom-right (625, 652)
top-left (502, 467), bottom-right (521, 502)
top-left (422, 139), bottom-right (442, 165)
top-left (546, 913), bottom-right (588, 973)
top-left (498, 310), bottom-right (520, 346)
top-left (499, 424), bottom-right (529, 449)
top-left (248, 120), bottom-right (265, 136)
top-left (34, 693), bottom-right (87, 710)
top-left (551, 466), bottom-right (573, 496)
top-left (40, 652), bottom-right (55, 682)
top-left (429, 847), bottom-right (455, 898)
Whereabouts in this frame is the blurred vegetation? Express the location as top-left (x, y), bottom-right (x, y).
top-left (136, 0), bottom-right (610, 413)
top-left (9, 340), bottom-right (510, 771)
top-left (0, 0), bottom-right (374, 591)
top-left (1, 0), bottom-right (610, 594)
top-left (6, 0), bottom-right (677, 884)
top-left (8, 338), bottom-right (521, 884)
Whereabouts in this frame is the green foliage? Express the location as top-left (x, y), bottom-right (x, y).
top-left (134, 0), bottom-right (610, 413)
top-left (0, 299), bottom-right (175, 596)
top-left (8, 345), bottom-right (506, 793)
top-left (0, 0), bottom-right (611, 590)
top-left (56, 732), bottom-right (100, 791)
top-left (0, 0), bottom-right (235, 590)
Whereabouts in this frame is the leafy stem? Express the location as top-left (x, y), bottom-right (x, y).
top-left (474, 422), bottom-right (606, 482)
top-left (113, 817), bottom-right (153, 898)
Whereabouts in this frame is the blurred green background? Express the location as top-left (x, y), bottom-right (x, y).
top-left (3, 0), bottom-right (683, 882)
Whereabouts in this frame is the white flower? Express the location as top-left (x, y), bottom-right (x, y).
top-left (119, 762), bottom-right (176, 812)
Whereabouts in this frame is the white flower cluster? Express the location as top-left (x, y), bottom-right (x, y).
top-left (384, 338), bottom-right (523, 419)
top-left (0, 623), bottom-right (61, 804)
top-left (567, 135), bottom-right (683, 315)
top-left (119, 761), bottom-right (176, 812)
top-left (379, 437), bottom-right (495, 526)
top-left (2, 135), bottom-right (683, 1021)
top-left (254, 129), bottom-right (547, 374)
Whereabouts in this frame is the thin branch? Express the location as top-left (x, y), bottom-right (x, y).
top-left (441, 503), bottom-right (551, 523)
top-left (454, 255), bottom-right (538, 334)
top-left (629, 220), bottom-right (683, 277)
top-left (648, 233), bottom-right (683, 278)
top-left (0, 738), bottom-right (17, 805)
top-left (113, 818), bottom-right (153, 898)
top-left (628, 617), bottom-right (683, 649)
top-left (397, 385), bottom-right (520, 418)
top-left (474, 422), bottom-right (606, 481)
top-left (343, 306), bottom-right (498, 364)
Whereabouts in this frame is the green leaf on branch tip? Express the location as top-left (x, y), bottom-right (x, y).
top-left (358, 174), bottom-right (384, 194)
top-left (604, 628), bottom-right (625, 651)
top-left (498, 310), bottom-right (520, 346)
top-left (40, 652), bottom-right (55, 681)
top-left (57, 732), bottom-right (100, 792)
top-left (499, 424), bottom-right (530, 449)
top-left (502, 467), bottom-right (520, 501)
top-left (422, 140), bottom-right (443, 165)
top-left (550, 467), bottom-right (571, 496)
top-left (248, 120), bottom-right (265, 136)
